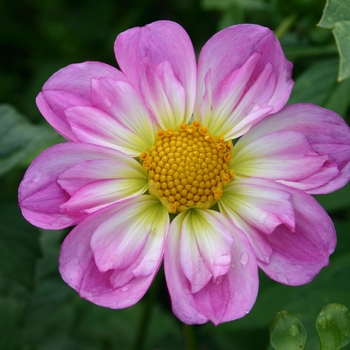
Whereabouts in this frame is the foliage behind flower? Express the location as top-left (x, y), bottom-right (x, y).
top-left (18, 20), bottom-right (350, 325)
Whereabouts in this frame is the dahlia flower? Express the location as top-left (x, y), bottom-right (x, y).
top-left (19, 20), bottom-right (350, 325)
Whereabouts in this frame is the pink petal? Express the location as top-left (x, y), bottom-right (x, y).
top-left (60, 178), bottom-right (148, 215)
top-left (179, 210), bottom-right (234, 293)
top-left (244, 103), bottom-right (350, 193)
top-left (164, 210), bottom-right (258, 325)
top-left (232, 131), bottom-right (328, 181)
top-left (59, 196), bottom-right (168, 309)
top-left (18, 143), bottom-right (136, 229)
top-left (140, 58), bottom-right (186, 128)
top-left (57, 158), bottom-right (146, 196)
top-left (220, 178), bottom-right (295, 235)
top-left (195, 24), bottom-right (293, 139)
top-left (221, 178), bottom-right (336, 285)
top-left (259, 182), bottom-right (336, 285)
top-left (90, 77), bottom-right (156, 153)
top-left (90, 196), bottom-right (168, 273)
top-left (114, 20), bottom-right (196, 123)
top-left (59, 155), bottom-right (148, 214)
top-left (65, 105), bottom-right (152, 157)
top-left (37, 62), bottom-right (127, 140)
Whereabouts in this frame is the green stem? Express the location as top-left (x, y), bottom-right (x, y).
top-left (182, 323), bottom-right (197, 350)
top-left (132, 274), bottom-right (160, 350)
top-left (274, 13), bottom-right (298, 40)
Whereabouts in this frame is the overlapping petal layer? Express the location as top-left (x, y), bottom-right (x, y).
top-left (19, 143), bottom-right (147, 229)
top-left (114, 20), bottom-right (196, 127)
top-left (59, 196), bottom-right (169, 308)
top-left (36, 62), bottom-right (127, 140)
top-left (240, 103), bottom-right (350, 193)
top-left (219, 178), bottom-right (336, 285)
top-left (231, 130), bottom-right (328, 181)
top-left (195, 24), bottom-right (293, 139)
top-left (164, 209), bottom-right (258, 325)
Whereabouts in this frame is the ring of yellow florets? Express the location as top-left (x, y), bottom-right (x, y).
top-left (140, 121), bottom-right (235, 213)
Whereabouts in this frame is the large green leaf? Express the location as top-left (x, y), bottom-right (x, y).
top-left (333, 21), bottom-right (350, 82)
top-left (318, 0), bottom-right (350, 81)
top-left (0, 104), bottom-right (60, 176)
top-left (319, 0), bottom-right (350, 29)
top-left (0, 203), bottom-right (41, 289)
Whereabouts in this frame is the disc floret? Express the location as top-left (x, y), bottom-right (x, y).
top-left (140, 121), bottom-right (235, 213)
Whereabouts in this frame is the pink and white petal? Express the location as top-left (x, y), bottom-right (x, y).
top-left (90, 196), bottom-right (168, 273)
top-left (179, 216), bottom-right (212, 294)
top-left (115, 20), bottom-right (196, 122)
top-left (195, 24), bottom-right (293, 138)
top-left (140, 59), bottom-right (186, 128)
top-left (18, 143), bottom-right (125, 229)
top-left (164, 210), bottom-right (258, 325)
top-left (90, 77), bottom-right (156, 150)
top-left (59, 197), bottom-right (168, 309)
top-left (232, 131), bottom-right (328, 181)
top-left (223, 213), bottom-right (274, 265)
top-left (256, 182), bottom-right (336, 285)
top-left (220, 178), bottom-right (295, 235)
top-left (57, 158), bottom-right (147, 196)
top-left (60, 178), bottom-right (148, 215)
top-left (243, 103), bottom-right (350, 193)
top-left (37, 62), bottom-right (127, 140)
top-left (179, 210), bottom-right (234, 293)
top-left (279, 163), bottom-right (340, 193)
top-left (65, 106), bottom-right (151, 157)
top-left (209, 53), bottom-right (261, 123)
top-left (200, 55), bottom-right (275, 139)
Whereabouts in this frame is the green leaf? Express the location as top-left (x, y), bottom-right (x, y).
top-left (318, 0), bottom-right (350, 29)
top-left (318, 0), bottom-right (350, 81)
top-left (0, 104), bottom-right (59, 176)
top-left (316, 303), bottom-right (350, 350)
top-left (0, 203), bottom-right (41, 289)
top-left (333, 21), bottom-right (350, 81)
top-left (269, 311), bottom-right (307, 350)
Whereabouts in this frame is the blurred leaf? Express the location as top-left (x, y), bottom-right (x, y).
top-left (288, 58), bottom-right (338, 106)
top-left (316, 303), bottom-right (350, 350)
top-left (324, 73), bottom-right (350, 116)
top-left (0, 296), bottom-right (26, 350)
top-left (202, 0), bottom-right (267, 10)
top-left (333, 21), bottom-right (350, 81)
top-left (0, 203), bottom-right (41, 289)
top-left (318, 0), bottom-right (350, 81)
top-left (0, 104), bottom-right (59, 176)
top-left (315, 182), bottom-right (350, 213)
top-left (269, 311), bottom-right (307, 350)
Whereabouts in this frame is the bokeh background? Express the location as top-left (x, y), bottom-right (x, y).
top-left (1, 0), bottom-right (350, 349)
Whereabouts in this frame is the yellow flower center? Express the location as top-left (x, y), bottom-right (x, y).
top-left (140, 121), bottom-right (235, 213)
